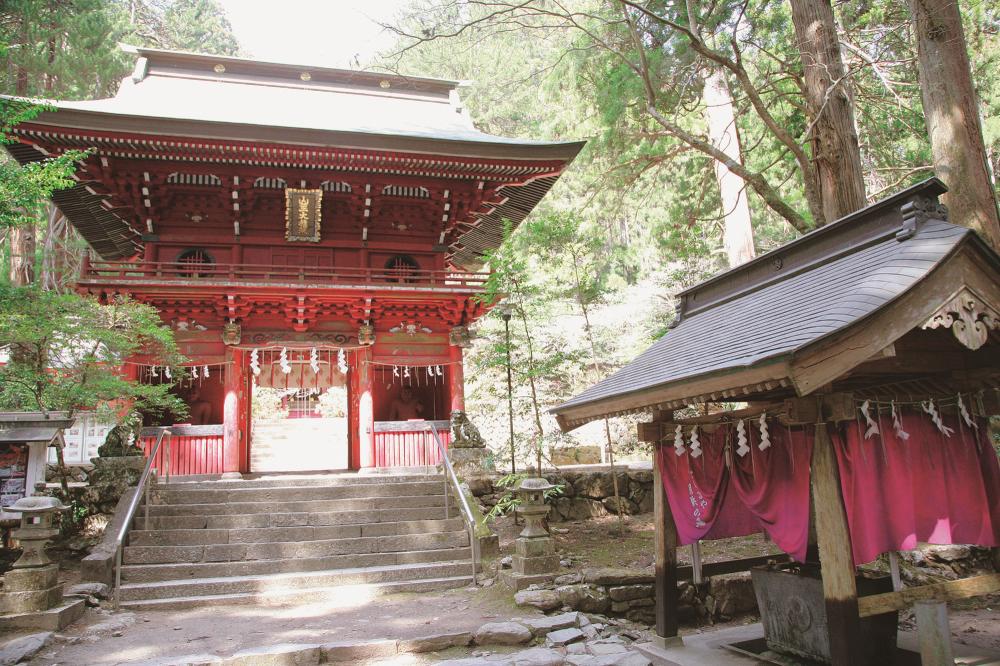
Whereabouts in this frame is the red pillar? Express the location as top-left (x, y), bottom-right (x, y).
top-left (358, 347), bottom-right (375, 468)
top-left (449, 343), bottom-right (465, 413)
top-left (223, 347), bottom-right (244, 473)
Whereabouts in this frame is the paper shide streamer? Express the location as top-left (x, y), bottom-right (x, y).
top-left (921, 399), bottom-right (954, 437)
top-left (758, 413), bottom-right (771, 450)
top-left (735, 419), bottom-right (750, 457)
top-left (957, 394), bottom-right (978, 429)
top-left (689, 426), bottom-right (702, 459)
top-left (250, 349), bottom-right (261, 376)
top-left (673, 425), bottom-right (685, 457)
top-left (860, 400), bottom-right (880, 439)
top-left (891, 401), bottom-right (909, 441)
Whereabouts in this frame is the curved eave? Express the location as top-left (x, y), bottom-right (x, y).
top-left (22, 106), bottom-right (587, 162)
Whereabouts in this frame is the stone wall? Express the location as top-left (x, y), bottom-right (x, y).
top-left (512, 567), bottom-right (758, 625)
top-left (466, 467), bottom-right (654, 522)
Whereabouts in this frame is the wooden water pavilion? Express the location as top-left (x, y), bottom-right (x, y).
top-left (7, 47), bottom-right (583, 475)
top-left (553, 179), bottom-right (1000, 665)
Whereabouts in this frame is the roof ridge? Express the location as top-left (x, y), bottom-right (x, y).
top-left (673, 178), bottom-right (949, 325)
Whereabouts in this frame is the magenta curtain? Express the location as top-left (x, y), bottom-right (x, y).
top-left (832, 412), bottom-right (1000, 565)
top-left (656, 421), bottom-right (814, 562)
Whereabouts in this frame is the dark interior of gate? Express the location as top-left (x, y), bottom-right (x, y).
top-left (6, 47), bottom-right (584, 475)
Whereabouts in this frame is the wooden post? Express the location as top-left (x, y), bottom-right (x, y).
top-left (653, 444), bottom-right (681, 647)
top-left (914, 601), bottom-right (955, 666)
top-left (222, 347), bottom-right (243, 473)
top-left (449, 343), bottom-right (465, 413)
top-left (358, 347), bottom-right (374, 468)
top-left (811, 422), bottom-right (863, 665)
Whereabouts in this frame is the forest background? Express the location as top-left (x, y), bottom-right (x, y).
top-left (2, 0), bottom-right (999, 470)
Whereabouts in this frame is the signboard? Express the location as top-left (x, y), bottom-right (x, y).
top-left (0, 443), bottom-right (28, 507)
top-left (285, 188), bottom-right (322, 242)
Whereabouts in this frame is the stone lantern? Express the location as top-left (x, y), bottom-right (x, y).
top-left (0, 496), bottom-right (85, 631)
top-left (501, 477), bottom-right (561, 591)
top-left (1, 496), bottom-right (68, 614)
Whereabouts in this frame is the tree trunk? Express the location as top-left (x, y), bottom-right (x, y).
top-left (686, 1), bottom-right (756, 265)
top-left (909, 0), bottom-right (1000, 251)
top-left (789, 0), bottom-right (867, 223)
top-left (9, 224), bottom-right (36, 286)
top-left (702, 67), bottom-right (756, 266)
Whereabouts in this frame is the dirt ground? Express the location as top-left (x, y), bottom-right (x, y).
top-left (25, 584), bottom-right (536, 666)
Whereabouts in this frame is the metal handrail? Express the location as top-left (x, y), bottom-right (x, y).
top-left (112, 427), bottom-right (172, 610)
top-left (426, 422), bottom-right (479, 581)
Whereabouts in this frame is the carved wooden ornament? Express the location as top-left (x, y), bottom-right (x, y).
top-left (922, 286), bottom-right (999, 350)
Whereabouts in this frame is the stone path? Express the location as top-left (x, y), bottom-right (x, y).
top-left (6, 585), bottom-right (654, 665)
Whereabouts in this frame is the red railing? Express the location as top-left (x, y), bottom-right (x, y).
top-left (374, 420), bottom-right (451, 467)
top-left (140, 425), bottom-right (225, 476)
top-left (81, 257), bottom-right (489, 291)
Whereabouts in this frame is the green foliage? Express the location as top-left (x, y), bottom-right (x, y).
top-left (0, 101), bottom-right (87, 230)
top-left (159, 0), bottom-right (242, 55)
top-left (484, 472), bottom-right (564, 522)
top-left (0, 285), bottom-right (188, 420)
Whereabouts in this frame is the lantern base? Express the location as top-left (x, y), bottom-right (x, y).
top-left (0, 599), bottom-right (85, 632)
top-left (0, 564), bottom-right (62, 614)
top-left (500, 570), bottom-right (557, 592)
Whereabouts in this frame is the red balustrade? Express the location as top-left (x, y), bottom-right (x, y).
top-left (82, 259), bottom-right (489, 291)
top-left (373, 421), bottom-right (450, 467)
top-left (140, 426), bottom-right (225, 476)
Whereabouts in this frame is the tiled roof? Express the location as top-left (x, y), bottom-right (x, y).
top-left (554, 179), bottom-right (975, 422)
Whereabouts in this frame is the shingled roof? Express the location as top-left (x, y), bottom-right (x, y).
top-left (553, 179), bottom-right (1000, 430)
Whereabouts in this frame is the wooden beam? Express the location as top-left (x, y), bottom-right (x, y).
top-left (676, 553), bottom-right (790, 581)
top-left (811, 422), bottom-right (863, 666)
top-left (857, 573), bottom-right (1000, 618)
top-left (653, 445), bottom-right (680, 645)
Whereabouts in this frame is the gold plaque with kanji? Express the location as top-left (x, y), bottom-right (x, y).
top-left (285, 188), bottom-right (322, 242)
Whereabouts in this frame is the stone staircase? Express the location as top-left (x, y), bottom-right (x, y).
top-left (117, 474), bottom-right (473, 609)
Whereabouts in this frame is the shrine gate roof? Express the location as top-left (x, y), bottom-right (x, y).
top-left (34, 47), bottom-right (583, 153)
top-left (552, 179), bottom-right (1000, 430)
top-left (6, 47), bottom-right (584, 263)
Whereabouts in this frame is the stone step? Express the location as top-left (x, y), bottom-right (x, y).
top-left (119, 575), bottom-right (471, 610)
top-left (163, 473), bottom-right (442, 488)
top-left (119, 560), bottom-right (472, 601)
top-left (138, 506), bottom-right (451, 530)
top-left (146, 494), bottom-right (446, 517)
top-left (123, 530), bottom-right (470, 565)
top-left (128, 517), bottom-right (467, 546)
top-left (154, 480), bottom-right (447, 504)
top-left (120, 546), bottom-right (472, 583)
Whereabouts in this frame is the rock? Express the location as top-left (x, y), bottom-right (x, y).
top-left (607, 585), bottom-right (653, 602)
top-left (588, 641), bottom-right (628, 656)
top-left (601, 496), bottom-right (638, 515)
top-left (708, 573), bottom-right (757, 618)
top-left (66, 582), bottom-right (110, 599)
top-left (398, 632), bottom-right (472, 653)
top-left (474, 622), bottom-right (533, 646)
top-left (222, 643), bottom-right (322, 665)
top-left (320, 639), bottom-right (397, 662)
top-left (553, 498), bottom-right (607, 522)
top-left (0, 632), bottom-right (53, 666)
top-left (624, 608), bottom-right (656, 625)
top-left (582, 625), bottom-right (601, 640)
top-left (557, 584), bottom-right (611, 613)
top-left (500, 556), bottom-right (513, 569)
top-left (509, 647), bottom-right (565, 666)
top-left (924, 545), bottom-right (972, 562)
top-left (82, 613), bottom-right (137, 641)
top-left (567, 642), bottom-right (588, 655)
top-left (522, 612), bottom-right (581, 636)
top-left (545, 627), bottom-right (585, 647)
top-left (554, 573), bottom-right (583, 585)
top-left (465, 476), bottom-right (494, 496)
top-left (583, 568), bottom-right (655, 586)
top-left (610, 601), bottom-right (629, 613)
top-left (561, 559), bottom-right (573, 568)
top-left (514, 589), bottom-right (562, 612)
